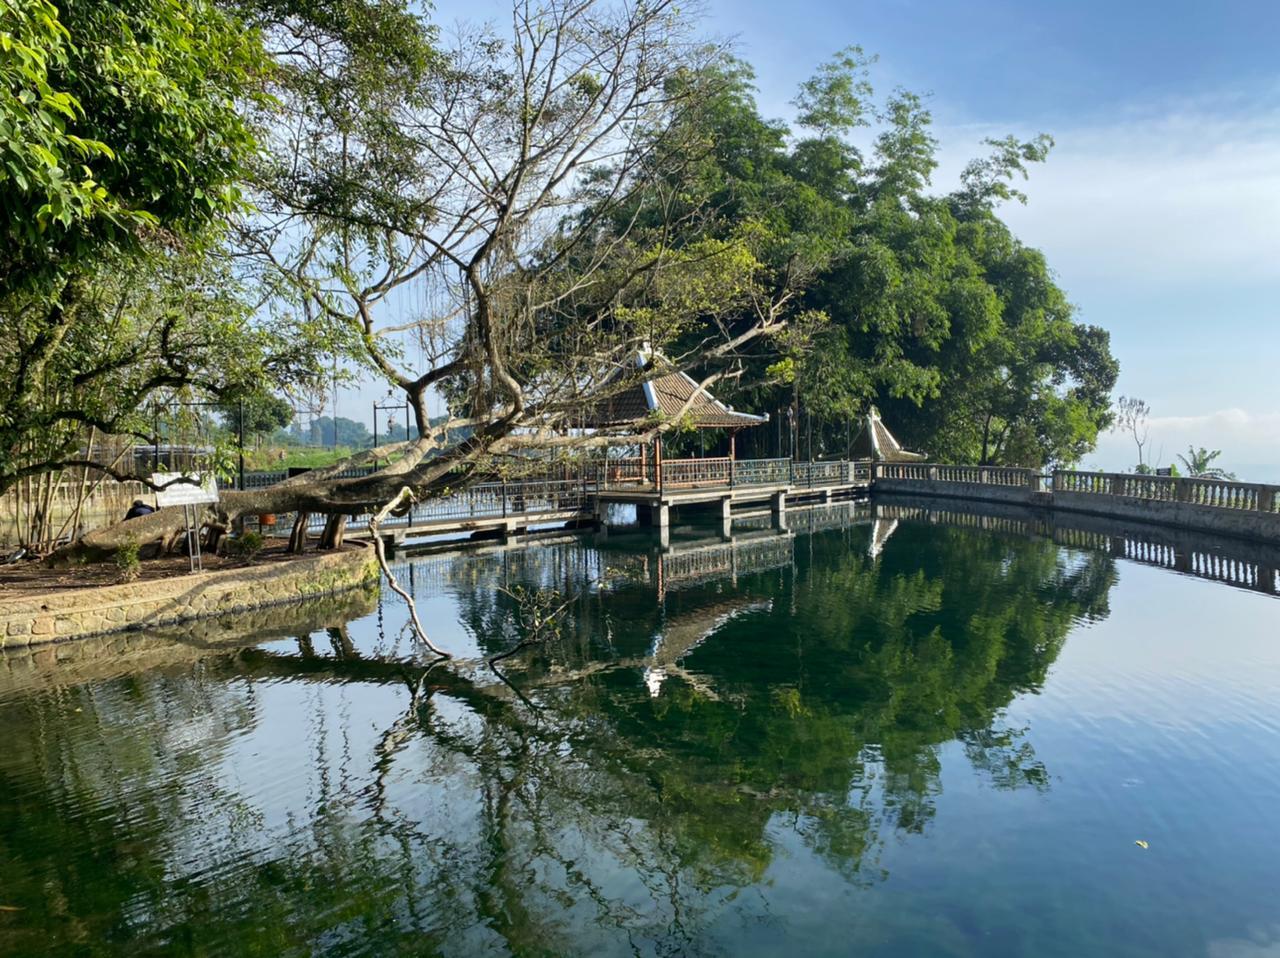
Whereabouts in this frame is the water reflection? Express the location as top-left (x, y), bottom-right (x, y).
top-left (3, 504), bottom-right (1278, 957)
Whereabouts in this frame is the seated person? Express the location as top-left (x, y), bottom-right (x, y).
top-left (124, 499), bottom-right (156, 521)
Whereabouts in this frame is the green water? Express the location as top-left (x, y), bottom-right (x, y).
top-left (2, 506), bottom-right (1279, 957)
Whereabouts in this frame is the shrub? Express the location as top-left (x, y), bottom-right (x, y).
top-left (226, 531), bottom-right (265, 560)
top-left (115, 535), bottom-right (141, 583)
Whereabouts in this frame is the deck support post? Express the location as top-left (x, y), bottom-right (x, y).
top-left (770, 490), bottom-right (787, 531)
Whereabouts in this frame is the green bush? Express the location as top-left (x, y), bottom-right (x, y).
top-left (226, 531), bottom-right (265, 560)
top-left (115, 535), bottom-right (141, 583)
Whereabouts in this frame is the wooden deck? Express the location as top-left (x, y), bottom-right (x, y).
top-left (372, 457), bottom-right (874, 547)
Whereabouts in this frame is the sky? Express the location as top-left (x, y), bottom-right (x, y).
top-left (338, 0), bottom-right (1280, 478)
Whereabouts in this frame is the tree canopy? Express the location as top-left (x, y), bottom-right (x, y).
top-left (634, 50), bottom-right (1118, 467)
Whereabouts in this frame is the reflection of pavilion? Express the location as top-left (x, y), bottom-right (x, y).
top-left (642, 597), bottom-right (772, 698)
top-left (605, 526), bottom-right (797, 601)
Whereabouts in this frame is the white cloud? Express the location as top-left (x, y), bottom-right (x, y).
top-left (1088, 408), bottom-right (1280, 480)
top-left (932, 98), bottom-right (1280, 289)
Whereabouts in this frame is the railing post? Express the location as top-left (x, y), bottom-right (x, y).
top-left (1256, 485), bottom-right (1274, 513)
top-left (502, 478), bottom-right (507, 518)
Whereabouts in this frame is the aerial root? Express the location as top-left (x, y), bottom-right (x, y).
top-left (369, 486), bottom-right (452, 660)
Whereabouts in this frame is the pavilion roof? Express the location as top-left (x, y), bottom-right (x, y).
top-left (582, 349), bottom-right (768, 431)
top-left (850, 406), bottom-right (927, 462)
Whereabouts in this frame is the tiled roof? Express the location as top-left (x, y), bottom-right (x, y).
top-left (582, 351), bottom-right (768, 431)
top-left (849, 407), bottom-right (927, 461)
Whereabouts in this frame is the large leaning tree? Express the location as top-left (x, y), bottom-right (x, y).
top-left (59, 0), bottom-right (824, 561)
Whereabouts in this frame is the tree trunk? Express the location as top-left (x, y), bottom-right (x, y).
top-left (288, 512), bottom-right (310, 553)
top-left (319, 514), bottom-right (347, 550)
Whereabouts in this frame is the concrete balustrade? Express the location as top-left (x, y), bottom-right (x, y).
top-left (873, 464), bottom-right (1280, 544)
top-left (871, 462), bottom-right (1044, 506)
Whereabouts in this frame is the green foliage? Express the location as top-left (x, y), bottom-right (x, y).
top-left (636, 51), bottom-right (1117, 468)
top-left (0, 0), bottom-right (332, 494)
top-left (793, 46), bottom-right (876, 134)
top-left (225, 529), bottom-right (264, 559)
top-left (114, 533), bottom-right (140, 581)
top-left (0, 0), bottom-right (266, 290)
top-left (1177, 446), bottom-right (1235, 480)
top-left (0, 249), bottom-right (321, 494)
top-left (218, 392), bottom-right (294, 439)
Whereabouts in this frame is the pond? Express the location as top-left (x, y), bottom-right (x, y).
top-left (1, 501), bottom-right (1278, 957)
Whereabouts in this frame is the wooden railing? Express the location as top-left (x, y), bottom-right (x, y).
top-left (792, 460), bottom-right (848, 486)
top-left (1054, 471), bottom-right (1280, 514)
top-left (598, 456), bottom-right (654, 487)
top-left (593, 457), bottom-right (875, 491)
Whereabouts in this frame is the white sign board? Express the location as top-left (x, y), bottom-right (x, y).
top-left (151, 472), bottom-right (219, 508)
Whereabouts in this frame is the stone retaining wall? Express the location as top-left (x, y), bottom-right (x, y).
top-left (1051, 491), bottom-right (1280, 543)
top-left (0, 587), bottom-right (378, 693)
top-left (0, 545), bottom-right (380, 648)
top-left (871, 478), bottom-right (1040, 507)
top-left (873, 478), bottom-right (1280, 545)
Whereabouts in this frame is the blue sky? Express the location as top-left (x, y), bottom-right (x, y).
top-left (341, 0), bottom-right (1280, 477)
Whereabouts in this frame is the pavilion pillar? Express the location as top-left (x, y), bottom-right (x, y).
top-left (655, 435), bottom-right (663, 492)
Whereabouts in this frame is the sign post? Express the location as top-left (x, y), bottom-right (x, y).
top-left (152, 474), bottom-right (220, 573)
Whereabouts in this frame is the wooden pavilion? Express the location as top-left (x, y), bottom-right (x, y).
top-left (583, 348), bottom-right (768, 490)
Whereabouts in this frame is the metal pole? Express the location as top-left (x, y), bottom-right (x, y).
top-left (372, 401), bottom-right (378, 451)
top-left (192, 503), bottom-right (203, 572)
top-left (184, 504), bottom-right (195, 573)
top-left (238, 398), bottom-right (245, 491)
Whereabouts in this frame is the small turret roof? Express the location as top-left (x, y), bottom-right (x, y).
top-left (849, 406), bottom-right (927, 462)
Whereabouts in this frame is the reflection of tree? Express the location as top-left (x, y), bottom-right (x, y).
top-left (0, 521), bottom-right (1116, 956)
